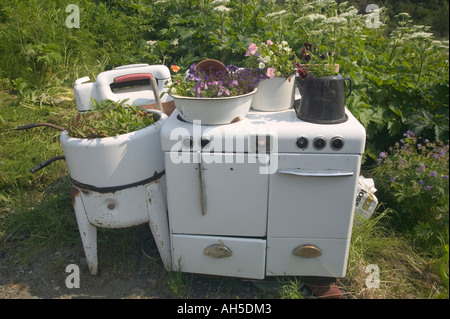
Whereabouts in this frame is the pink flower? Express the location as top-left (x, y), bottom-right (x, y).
top-left (266, 67), bottom-right (276, 79)
top-left (245, 43), bottom-right (258, 56)
top-left (267, 39), bottom-right (273, 46)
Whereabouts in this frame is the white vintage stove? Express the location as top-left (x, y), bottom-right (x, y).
top-left (160, 107), bottom-right (366, 280)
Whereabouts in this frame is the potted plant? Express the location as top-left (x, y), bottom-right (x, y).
top-left (294, 42), bottom-right (352, 124)
top-left (165, 61), bottom-right (261, 125)
top-left (60, 99), bottom-right (171, 275)
top-left (62, 99), bottom-right (167, 189)
top-left (243, 40), bottom-right (296, 111)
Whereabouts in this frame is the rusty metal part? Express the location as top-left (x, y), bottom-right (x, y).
top-left (204, 241), bottom-right (232, 258)
top-left (292, 245), bottom-right (322, 258)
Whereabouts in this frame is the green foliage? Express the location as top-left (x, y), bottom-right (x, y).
top-left (66, 99), bottom-right (159, 139)
top-left (372, 131), bottom-right (449, 235)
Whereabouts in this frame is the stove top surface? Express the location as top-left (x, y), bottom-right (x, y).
top-left (161, 107), bottom-right (366, 154)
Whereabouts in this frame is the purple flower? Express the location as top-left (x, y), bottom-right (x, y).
top-left (426, 185), bottom-right (432, 190)
top-left (430, 171), bottom-right (437, 177)
top-left (404, 130), bottom-right (414, 137)
top-left (442, 175), bottom-right (449, 180)
top-left (418, 164), bottom-right (425, 173)
top-left (379, 152), bottom-right (387, 159)
top-left (417, 144), bottom-right (421, 149)
top-left (390, 177), bottom-right (396, 182)
top-left (419, 180), bottom-right (425, 185)
top-left (424, 139), bottom-right (429, 143)
top-left (229, 79), bottom-right (239, 87)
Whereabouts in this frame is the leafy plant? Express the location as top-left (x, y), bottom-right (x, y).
top-left (166, 63), bottom-right (262, 98)
top-left (66, 99), bottom-right (159, 139)
top-left (372, 131), bottom-right (449, 232)
top-left (294, 42), bottom-right (338, 79)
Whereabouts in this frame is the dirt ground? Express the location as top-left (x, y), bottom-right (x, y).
top-left (0, 224), bottom-right (281, 299)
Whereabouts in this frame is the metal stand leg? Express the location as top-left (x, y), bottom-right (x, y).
top-left (146, 180), bottom-right (172, 271)
top-left (71, 186), bottom-right (98, 275)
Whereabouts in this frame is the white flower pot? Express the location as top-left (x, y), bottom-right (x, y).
top-left (170, 89), bottom-right (257, 125)
top-left (251, 75), bottom-right (296, 111)
top-left (60, 109), bottom-right (168, 188)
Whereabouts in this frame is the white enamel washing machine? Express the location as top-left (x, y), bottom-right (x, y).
top-left (65, 64), bottom-right (173, 275)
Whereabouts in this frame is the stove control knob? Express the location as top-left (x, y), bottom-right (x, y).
top-left (201, 136), bottom-right (212, 148)
top-left (331, 136), bottom-right (345, 151)
top-left (182, 136), bottom-right (194, 149)
top-left (313, 136), bottom-right (327, 150)
top-left (296, 137), bottom-right (308, 149)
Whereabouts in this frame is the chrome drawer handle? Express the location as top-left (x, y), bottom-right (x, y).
top-left (204, 241), bottom-right (233, 258)
top-left (292, 245), bottom-right (322, 258)
top-left (277, 168), bottom-right (354, 177)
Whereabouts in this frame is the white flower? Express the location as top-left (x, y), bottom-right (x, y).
top-left (397, 12), bottom-right (410, 18)
top-left (294, 14), bottom-right (326, 23)
top-left (267, 10), bottom-right (287, 18)
top-left (410, 32), bottom-right (433, 39)
top-left (146, 40), bottom-right (157, 46)
top-left (340, 8), bottom-right (358, 18)
top-left (259, 62), bottom-right (265, 69)
top-left (170, 38), bottom-right (179, 46)
top-left (211, 0), bottom-right (229, 5)
top-left (214, 5), bottom-right (231, 13)
top-left (324, 16), bottom-right (347, 25)
top-left (263, 55), bottom-right (270, 63)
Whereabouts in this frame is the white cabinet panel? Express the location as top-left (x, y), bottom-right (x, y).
top-left (268, 154), bottom-right (361, 239)
top-left (172, 234), bottom-right (266, 279)
top-left (266, 237), bottom-right (350, 277)
top-left (165, 152), bottom-right (269, 236)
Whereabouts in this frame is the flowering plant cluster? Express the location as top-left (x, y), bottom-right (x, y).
top-left (166, 64), bottom-right (262, 98)
top-left (373, 130), bottom-right (449, 227)
top-left (295, 42), bottom-right (338, 79)
top-left (243, 40), bottom-right (295, 79)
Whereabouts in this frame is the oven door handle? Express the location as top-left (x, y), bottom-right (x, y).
top-left (197, 151), bottom-right (207, 215)
top-left (277, 168), bottom-right (354, 177)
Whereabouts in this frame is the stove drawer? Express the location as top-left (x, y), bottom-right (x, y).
top-left (171, 234), bottom-right (266, 279)
top-left (266, 237), bottom-right (350, 277)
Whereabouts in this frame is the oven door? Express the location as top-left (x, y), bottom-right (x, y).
top-left (267, 153), bottom-right (361, 239)
top-left (165, 152), bottom-right (269, 237)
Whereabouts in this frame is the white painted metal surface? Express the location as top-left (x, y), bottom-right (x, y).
top-left (171, 89), bottom-right (256, 125)
top-left (250, 74), bottom-right (296, 111)
top-left (74, 64), bottom-right (172, 112)
top-left (61, 110), bottom-right (167, 188)
top-left (171, 234), bottom-right (266, 279)
top-left (161, 106), bottom-right (366, 279)
top-left (64, 110), bottom-right (171, 275)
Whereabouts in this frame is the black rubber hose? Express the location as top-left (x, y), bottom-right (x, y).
top-left (29, 156), bottom-right (66, 173)
top-left (17, 123), bottom-right (65, 131)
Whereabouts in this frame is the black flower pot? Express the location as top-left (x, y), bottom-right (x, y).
top-left (295, 74), bottom-right (352, 124)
